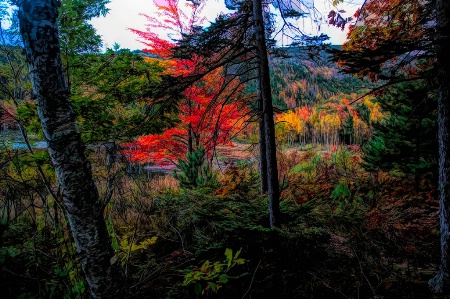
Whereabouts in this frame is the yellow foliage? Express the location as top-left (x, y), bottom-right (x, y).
top-left (130, 236), bottom-right (158, 251)
top-left (323, 114), bottom-right (341, 134)
top-left (120, 235), bottom-right (158, 253)
top-left (364, 98), bottom-right (384, 122)
top-left (276, 110), bottom-right (304, 135)
top-left (370, 102), bottom-right (383, 122)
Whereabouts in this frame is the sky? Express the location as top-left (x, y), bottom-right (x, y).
top-left (90, 0), bottom-right (363, 51)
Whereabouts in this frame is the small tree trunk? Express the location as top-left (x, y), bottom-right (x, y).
top-left (253, 0), bottom-right (280, 228)
top-left (188, 124), bottom-right (194, 155)
top-left (18, 1), bottom-right (126, 298)
top-left (429, 0), bottom-right (450, 294)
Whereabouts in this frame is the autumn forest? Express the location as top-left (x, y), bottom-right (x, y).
top-left (0, 0), bottom-right (449, 298)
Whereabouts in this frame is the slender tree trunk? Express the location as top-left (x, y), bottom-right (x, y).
top-left (188, 99), bottom-right (194, 155)
top-left (18, 1), bottom-right (126, 298)
top-left (429, 0), bottom-right (450, 294)
top-left (257, 79), bottom-right (268, 194)
top-left (188, 124), bottom-right (194, 155)
top-left (253, 0), bottom-right (280, 228)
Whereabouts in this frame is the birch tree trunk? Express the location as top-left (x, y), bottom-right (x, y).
top-left (430, 0), bottom-right (450, 294)
top-left (253, 0), bottom-right (280, 228)
top-left (18, 1), bottom-right (126, 297)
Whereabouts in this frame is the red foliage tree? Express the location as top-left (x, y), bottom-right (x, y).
top-left (125, 0), bottom-right (249, 166)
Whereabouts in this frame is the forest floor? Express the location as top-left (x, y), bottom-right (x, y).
top-left (0, 137), bottom-right (441, 298)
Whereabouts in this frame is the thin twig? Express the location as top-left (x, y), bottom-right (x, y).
top-left (169, 221), bottom-right (186, 253)
top-left (125, 209), bottom-right (141, 277)
top-left (242, 259), bottom-right (262, 299)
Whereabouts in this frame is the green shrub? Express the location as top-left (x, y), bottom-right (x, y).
top-left (174, 146), bottom-right (219, 190)
top-left (182, 248), bottom-right (246, 296)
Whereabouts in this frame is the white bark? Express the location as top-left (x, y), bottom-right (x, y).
top-left (429, 0), bottom-right (450, 294)
top-left (18, 1), bottom-right (127, 297)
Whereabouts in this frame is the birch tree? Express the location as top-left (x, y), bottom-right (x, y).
top-left (17, 0), bottom-right (126, 297)
top-left (429, 0), bottom-right (450, 294)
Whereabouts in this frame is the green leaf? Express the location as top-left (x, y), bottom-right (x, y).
top-left (200, 260), bottom-right (210, 272)
top-left (207, 282), bottom-right (218, 292)
top-left (111, 238), bottom-right (119, 251)
top-left (235, 258), bottom-right (246, 265)
top-left (218, 274), bottom-right (228, 284)
top-left (182, 272), bottom-right (194, 286)
top-left (194, 282), bottom-right (202, 296)
top-left (193, 272), bottom-right (203, 280)
top-left (213, 262), bottom-right (223, 272)
top-left (234, 248), bottom-right (242, 260)
top-left (224, 248), bottom-right (233, 267)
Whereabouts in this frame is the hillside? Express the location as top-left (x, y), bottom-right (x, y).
top-left (246, 46), bottom-right (366, 109)
top-left (132, 46), bottom-right (366, 110)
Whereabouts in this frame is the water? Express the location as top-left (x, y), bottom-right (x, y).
top-left (0, 131), bottom-right (48, 150)
top-left (12, 141), bottom-right (47, 150)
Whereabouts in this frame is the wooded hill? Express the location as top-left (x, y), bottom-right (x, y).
top-left (247, 46), bottom-right (366, 109)
top-left (132, 46), bottom-right (366, 110)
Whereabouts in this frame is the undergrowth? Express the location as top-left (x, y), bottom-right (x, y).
top-left (0, 145), bottom-right (440, 298)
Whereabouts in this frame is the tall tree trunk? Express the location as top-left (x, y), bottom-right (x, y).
top-left (253, 0), bottom-right (280, 228)
top-left (429, 0), bottom-right (450, 294)
top-left (257, 79), bottom-right (268, 194)
top-left (18, 1), bottom-right (126, 298)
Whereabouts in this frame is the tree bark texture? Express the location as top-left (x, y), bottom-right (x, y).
top-left (257, 78), bottom-right (268, 194)
top-left (430, 0), bottom-right (450, 294)
top-left (253, 0), bottom-right (280, 228)
top-left (18, 1), bottom-right (126, 298)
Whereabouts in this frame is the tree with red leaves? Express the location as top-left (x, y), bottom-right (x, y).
top-left (125, 0), bottom-right (249, 167)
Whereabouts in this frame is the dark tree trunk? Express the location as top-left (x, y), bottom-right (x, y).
top-left (188, 123), bottom-right (194, 155)
top-left (188, 99), bottom-right (194, 155)
top-left (18, 1), bottom-right (126, 298)
top-left (429, 0), bottom-right (450, 294)
top-left (253, 0), bottom-right (280, 228)
top-left (257, 79), bottom-right (268, 194)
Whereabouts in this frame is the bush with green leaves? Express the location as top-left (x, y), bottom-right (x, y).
top-left (182, 248), bottom-right (246, 296)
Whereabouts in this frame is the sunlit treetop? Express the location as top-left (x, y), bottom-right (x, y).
top-left (332, 0), bottom-right (434, 82)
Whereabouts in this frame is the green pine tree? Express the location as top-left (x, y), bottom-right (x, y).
top-left (362, 82), bottom-right (437, 189)
top-left (340, 113), bottom-right (355, 145)
top-left (174, 146), bottom-right (218, 189)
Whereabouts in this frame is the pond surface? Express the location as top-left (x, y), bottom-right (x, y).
top-left (0, 131), bottom-right (48, 150)
top-left (10, 141), bottom-right (47, 150)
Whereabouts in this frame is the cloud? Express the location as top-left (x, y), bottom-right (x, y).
top-left (90, 0), bottom-right (361, 50)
